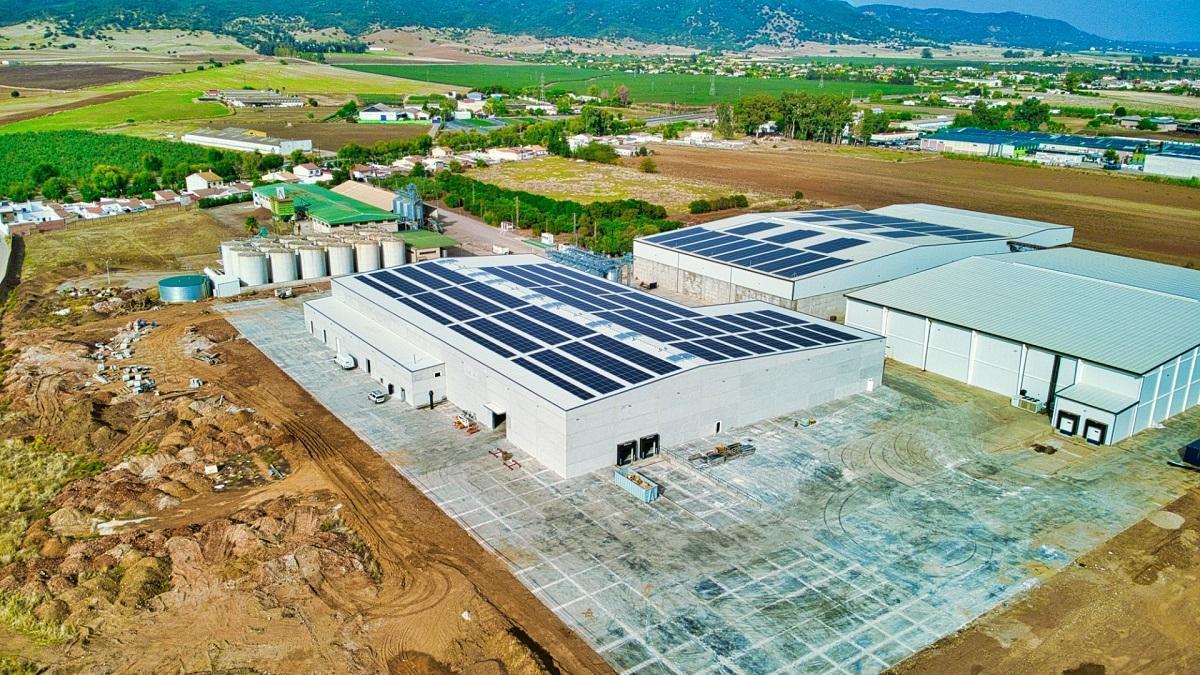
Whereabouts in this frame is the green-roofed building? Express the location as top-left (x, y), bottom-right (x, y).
top-left (253, 183), bottom-right (399, 231)
top-left (397, 229), bottom-right (459, 262)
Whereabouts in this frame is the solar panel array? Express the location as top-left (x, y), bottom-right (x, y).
top-left (640, 209), bottom-right (1004, 280)
top-left (350, 260), bottom-right (866, 404)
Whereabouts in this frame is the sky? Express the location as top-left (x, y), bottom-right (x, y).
top-left (847, 0), bottom-right (1200, 44)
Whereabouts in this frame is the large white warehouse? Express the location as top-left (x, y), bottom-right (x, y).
top-left (632, 204), bottom-right (1074, 318)
top-left (182, 127), bottom-right (313, 155)
top-left (845, 248), bottom-right (1200, 446)
top-left (304, 255), bottom-right (884, 477)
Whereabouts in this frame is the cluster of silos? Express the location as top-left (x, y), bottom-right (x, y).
top-left (218, 229), bottom-right (405, 288)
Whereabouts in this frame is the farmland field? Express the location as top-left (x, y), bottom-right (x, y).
top-left (641, 144), bottom-right (1200, 267)
top-left (0, 65), bottom-right (156, 90)
top-left (0, 91), bottom-right (228, 134)
top-left (337, 64), bottom-right (922, 104)
top-left (98, 62), bottom-right (441, 96)
top-left (0, 131), bottom-right (214, 186)
top-left (469, 156), bottom-right (777, 213)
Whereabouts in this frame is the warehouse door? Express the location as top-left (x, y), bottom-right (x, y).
top-left (1056, 410), bottom-right (1080, 436)
top-left (617, 441), bottom-right (636, 466)
top-left (639, 434), bottom-right (660, 460)
top-left (970, 334), bottom-right (1022, 396)
top-left (925, 322), bottom-right (971, 381)
top-left (1083, 419), bottom-right (1108, 445)
top-left (884, 310), bottom-right (927, 367)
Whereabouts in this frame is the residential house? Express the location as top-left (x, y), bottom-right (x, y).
top-left (294, 163), bottom-right (333, 183)
top-left (185, 171), bottom-right (225, 192)
top-left (0, 200), bottom-right (67, 235)
top-left (358, 103), bottom-right (407, 123)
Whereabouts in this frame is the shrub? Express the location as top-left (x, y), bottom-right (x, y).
top-left (639, 157), bottom-right (657, 173)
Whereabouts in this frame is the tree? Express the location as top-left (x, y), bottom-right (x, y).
top-left (921, 48), bottom-right (934, 60)
top-left (554, 96), bottom-right (573, 115)
top-left (4, 181), bottom-right (34, 201)
top-left (9, 90), bottom-right (19, 98)
top-left (1137, 118), bottom-right (1159, 131)
top-left (40, 176), bottom-right (70, 201)
top-left (410, 164), bottom-right (427, 177)
top-left (639, 157), bottom-right (657, 173)
top-left (577, 106), bottom-right (614, 135)
top-left (87, 164), bottom-right (130, 197)
top-left (616, 84), bottom-right (631, 107)
top-left (573, 142), bottom-right (618, 164)
top-left (259, 154), bottom-right (284, 171)
top-left (1011, 98), bottom-right (1051, 131)
top-left (716, 102), bottom-right (736, 139)
top-left (855, 110), bottom-right (890, 144)
top-left (30, 163), bottom-right (59, 185)
top-left (140, 153), bottom-right (163, 172)
top-left (733, 94), bottom-right (778, 135)
top-left (1103, 149), bottom-right (1120, 163)
top-left (307, 97), bottom-right (318, 107)
top-left (1113, 106), bottom-right (1128, 118)
top-left (128, 171), bottom-right (158, 196)
top-left (244, 216), bottom-right (259, 233)
top-left (482, 96), bottom-right (509, 117)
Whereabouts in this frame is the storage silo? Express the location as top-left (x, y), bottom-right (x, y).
top-left (354, 241), bottom-right (381, 273)
top-left (298, 246), bottom-right (327, 279)
top-left (220, 242), bottom-right (245, 274)
top-left (237, 251), bottom-right (269, 287)
top-left (327, 243), bottom-right (355, 277)
top-left (268, 248), bottom-right (299, 283)
top-left (381, 239), bottom-right (406, 268)
top-left (157, 275), bottom-right (211, 303)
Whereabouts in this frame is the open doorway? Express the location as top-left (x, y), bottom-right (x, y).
top-left (638, 434), bottom-right (660, 459)
top-left (617, 440), bottom-right (636, 466)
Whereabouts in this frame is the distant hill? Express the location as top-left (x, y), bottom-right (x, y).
top-left (1, 0), bottom-right (1152, 52)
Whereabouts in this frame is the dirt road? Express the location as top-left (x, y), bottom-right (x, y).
top-left (642, 144), bottom-right (1200, 267)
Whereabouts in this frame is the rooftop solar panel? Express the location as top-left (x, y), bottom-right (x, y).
top-left (714, 243), bottom-right (779, 263)
top-left (448, 324), bottom-right (514, 358)
top-left (535, 287), bottom-right (605, 312)
top-left (370, 271), bottom-right (424, 296)
top-left (521, 305), bottom-right (594, 338)
top-left (718, 334), bottom-right (774, 354)
top-left (512, 357), bottom-right (595, 401)
top-left (676, 233), bottom-right (739, 253)
top-left (695, 338), bottom-right (751, 358)
top-left (422, 262), bottom-right (474, 286)
top-left (394, 266), bottom-right (450, 290)
top-left (755, 251), bottom-right (823, 273)
top-left (596, 311), bottom-right (684, 343)
top-left (807, 237), bottom-right (867, 254)
top-left (688, 237), bottom-right (762, 257)
top-left (727, 221), bottom-right (785, 236)
top-left (467, 317), bottom-right (542, 352)
top-left (777, 256), bottom-right (848, 278)
top-left (877, 230), bottom-right (928, 239)
top-left (494, 311), bottom-right (571, 345)
top-left (358, 276), bottom-right (400, 298)
top-left (413, 293), bottom-right (477, 322)
top-left (585, 334), bottom-right (680, 375)
top-left (464, 281), bottom-right (527, 308)
top-left (561, 341), bottom-right (654, 384)
top-left (765, 229), bottom-right (820, 244)
top-left (529, 350), bottom-right (624, 394)
top-left (677, 341), bottom-right (729, 362)
top-left (443, 285), bottom-right (505, 315)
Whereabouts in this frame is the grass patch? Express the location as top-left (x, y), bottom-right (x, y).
top-left (941, 152), bottom-right (1043, 169)
top-left (0, 655), bottom-right (40, 674)
top-left (0, 91), bottom-right (228, 134)
top-left (96, 61), bottom-right (439, 96)
top-left (338, 64), bottom-right (921, 105)
top-left (469, 156), bottom-right (770, 214)
top-left (1142, 174), bottom-right (1200, 189)
top-left (0, 591), bottom-right (77, 645)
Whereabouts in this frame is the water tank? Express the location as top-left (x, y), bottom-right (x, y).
top-left (237, 251), bottom-right (269, 287)
top-left (298, 246), bottom-right (327, 279)
top-left (219, 241), bottom-right (245, 275)
top-left (354, 241), bottom-right (381, 273)
top-left (157, 274), bottom-right (210, 303)
top-left (327, 243), bottom-right (355, 277)
top-left (381, 239), bottom-right (406, 268)
top-left (268, 248), bottom-right (299, 283)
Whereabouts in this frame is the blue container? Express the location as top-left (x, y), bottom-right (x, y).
top-left (613, 467), bottom-right (660, 503)
top-left (1184, 440), bottom-right (1200, 466)
top-left (157, 274), bottom-right (211, 303)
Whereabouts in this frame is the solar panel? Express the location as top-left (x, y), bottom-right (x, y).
top-left (358, 276), bottom-right (400, 298)
top-left (764, 328), bottom-right (820, 348)
top-left (620, 291), bottom-right (702, 318)
top-left (694, 316), bottom-right (746, 333)
top-left (413, 293), bottom-right (477, 322)
top-left (823, 221), bottom-right (878, 231)
top-left (596, 312), bottom-right (683, 343)
top-left (677, 341), bottom-right (728, 362)
top-left (448, 324), bottom-right (514, 358)
top-left (807, 237), bottom-right (867, 254)
top-left (467, 317), bottom-right (542, 352)
top-left (688, 237), bottom-right (762, 258)
top-left (422, 262), bottom-right (474, 286)
top-left (529, 350), bottom-right (624, 394)
top-left (512, 357), bottom-right (595, 401)
top-left (714, 243), bottom-right (778, 263)
top-left (877, 230), bottom-right (927, 239)
top-left (753, 310), bottom-right (806, 326)
top-left (585, 334), bottom-right (680, 375)
top-left (443, 285), bottom-right (505, 315)
top-left (561, 341), bottom-right (654, 384)
top-left (659, 228), bottom-right (724, 249)
top-left (676, 233), bottom-right (739, 253)
top-left (727, 221), bottom-right (785, 236)
top-left (643, 227), bottom-right (706, 245)
top-left (525, 265), bottom-right (614, 294)
top-left (495, 311), bottom-right (571, 345)
top-left (718, 334), bottom-right (775, 355)
top-left (782, 326), bottom-right (837, 345)
top-left (670, 319), bottom-right (724, 337)
top-left (398, 296), bottom-right (449, 323)
top-left (755, 251), bottom-right (823, 273)
top-left (370, 271), bottom-right (424, 296)
top-left (717, 313), bottom-right (772, 330)
top-left (463, 281), bottom-right (527, 308)
top-left (486, 266), bottom-right (549, 287)
top-left (521, 305), bottom-right (594, 338)
top-left (695, 338), bottom-right (752, 358)
top-left (536, 287), bottom-right (606, 312)
top-left (743, 311), bottom-right (789, 327)
top-left (737, 247), bottom-right (799, 267)
top-left (777, 257), bottom-right (847, 279)
top-left (803, 323), bottom-right (861, 343)
top-left (734, 331), bottom-right (795, 352)
top-left (765, 229), bottom-right (820, 244)
top-left (394, 266), bottom-right (450, 290)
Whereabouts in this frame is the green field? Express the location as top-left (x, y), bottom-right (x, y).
top-left (0, 131), bottom-right (214, 186)
top-left (338, 64), bottom-right (921, 104)
top-left (0, 91), bottom-right (228, 134)
top-left (99, 62), bottom-right (439, 95)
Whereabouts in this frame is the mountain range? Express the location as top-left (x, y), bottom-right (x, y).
top-left (8, 0), bottom-right (1176, 52)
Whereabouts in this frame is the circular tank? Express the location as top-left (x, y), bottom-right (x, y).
top-left (268, 248), bottom-right (299, 283)
top-left (327, 244), bottom-right (355, 277)
top-left (354, 241), bottom-right (381, 273)
top-left (158, 275), bottom-right (210, 303)
top-left (381, 239), bottom-right (406, 268)
top-left (219, 241), bottom-right (245, 275)
top-left (237, 251), bottom-right (269, 287)
top-left (298, 246), bottom-right (327, 279)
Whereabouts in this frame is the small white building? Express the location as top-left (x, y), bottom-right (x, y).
top-left (293, 163), bottom-right (332, 183)
top-left (185, 171), bottom-right (225, 192)
top-left (1144, 145), bottom-right (1200, 179)
top-left (845, 248), bottom-right (1200, 445)
top-left (304, 256), bottom-right (884, 477)
top-left (358, 103), bottom-right (407, 123)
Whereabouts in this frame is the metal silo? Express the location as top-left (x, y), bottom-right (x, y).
top-left (237, 251), bottom-right (269, 287)
top-left (220, 241), bottom-right (246, 274)
top-left (381, 239), bottom-right (406, 268)
top-left (326, 243), bottom-right (355, 277)
top-left (267, 248), bottom-right (299, 283)
top-left (354, 241), bottom-right (381, 273)
top-left (298, 246), bottom-right (327, 279)
top-left (157, 275), bottom-right (211, 303)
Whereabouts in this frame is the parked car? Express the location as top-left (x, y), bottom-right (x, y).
top-left (367, 389), bottom-right (389, 404)
top-left (336, 353), bottom-right (356, 370)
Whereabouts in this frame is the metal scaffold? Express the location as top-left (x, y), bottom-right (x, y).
top-left (547, 246), bottom-right (634, 283)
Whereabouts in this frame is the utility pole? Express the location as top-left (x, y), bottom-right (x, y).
top-left (104, 258), bottom-right (112, 287)
top-left (572, 212), bottom-right (577, 246)
top-left (515, 195), bottom-right (520, 230)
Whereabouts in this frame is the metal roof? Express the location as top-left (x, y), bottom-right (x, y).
top-left (847, 252), bottom-right (1200, 374)
top-left (1055, 383), bottom-right (1139, 414)
top-left (252, 183), bottom-right (395, 225)
top-left (925, 127), bottom-right (1153, 153)
top-left (1000, 248), bottom-right (1200, 301)
top-left (1160, 143), bottom-right (1200, 159)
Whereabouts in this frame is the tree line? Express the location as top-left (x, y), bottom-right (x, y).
top-left (714, 92), bottom-right (857, 142)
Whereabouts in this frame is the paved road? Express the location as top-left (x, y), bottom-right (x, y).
top-left (437, 208), bottom-right (549, 258)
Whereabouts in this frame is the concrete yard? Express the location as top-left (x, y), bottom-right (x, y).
top-left (220, 295), bottom-right (1200, 675)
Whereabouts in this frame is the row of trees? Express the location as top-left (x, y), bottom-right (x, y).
top-left (952, 98), bottom-right (1061, 132)
top-left (714, 92), bottom-right (856, 142)
top-left (389, 172), bottom-right (676, 254)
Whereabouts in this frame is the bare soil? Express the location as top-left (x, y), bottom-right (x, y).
top-left (893, 486), bottom-right (1200, 674)
top-left (0, 65), bottom-right (154, 91)
top-left (642, 144), bottom-right (1200, 267)
top-left (200, 117), bottom-right (431, 152)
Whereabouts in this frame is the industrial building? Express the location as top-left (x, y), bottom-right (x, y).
top-left (920, 127), bottom-right (1157, 160)
top-left (208, 90), bottom-right (304, 108)
top-left (252, 183), bottom-right (398, 232)
top-left (304, 256), bottom-right (884, 477)
top-left (1144, 143), bottom-right (1200, 179)
top-left (845, 248), bottom-right (1200, 446)
top-left (182, 127), bottom-right (313, 155)
top-left (632, 204), bottom-right (1073, 318)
